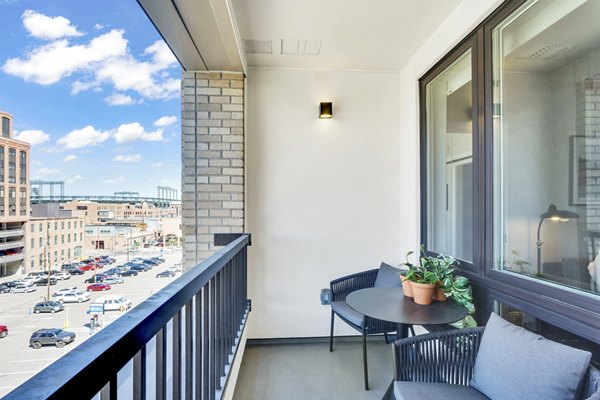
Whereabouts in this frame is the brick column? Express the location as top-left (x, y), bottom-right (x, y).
top-left (181, 71), bottom-right (245, 270)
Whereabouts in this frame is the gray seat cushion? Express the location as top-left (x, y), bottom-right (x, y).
top-left (331, 301), bottom-right (364, 327)
top-left (374, 262), bottom-right (402, 287)
top-left (394, 382), bottom-right (490, 400)
top-left (470, 313), bottom-right (592, 400)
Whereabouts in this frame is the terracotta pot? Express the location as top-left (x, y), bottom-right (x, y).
top-left (401, 274), bottom-right (413, 297)
top-left (433, 282), bottom-right (447, 302)
top-left (410, 282), bottom-right (436, 305)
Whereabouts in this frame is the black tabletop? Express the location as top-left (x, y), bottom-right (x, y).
top-left (346, 287), bottom-right (467, 326)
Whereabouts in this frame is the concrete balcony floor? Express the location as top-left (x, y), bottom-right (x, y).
top-left (233, 338), bottom-right (393, 400)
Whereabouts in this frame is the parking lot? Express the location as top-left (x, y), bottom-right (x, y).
top-left (0, 247), bottom-right (182, 397)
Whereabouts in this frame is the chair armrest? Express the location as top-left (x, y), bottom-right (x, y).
top-left (320, 288), bottom-right (332, 305)
top-left (393, 326), bottom-right (485, 386)
top-left (330, 269), bottom-right (378, 301)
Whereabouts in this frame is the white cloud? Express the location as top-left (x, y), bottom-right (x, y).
top-left (63, 154), bottom-right (77, 162)
top-left (22, 10), bottom-right (83, 40)
top-left (65, 174), bottom-right (84, 184)
top-left (113, 154), bottom-right (141, 162)
top-left (57, 125), bottom-right (111, 149)
top-left (153, 115), bottom-right (177, 127)
top-left (151, 162), bottom-right (162, 168)
top-left (94, 23), bottom-right (105, 31)
top-left (105, 93), bottom-right (137, 106)
top-left (74, 174), bottom-right (83, 180)
top-left (13, 129), bottom-right (50, 145)
top-left (34, 167), bottom-right (60, 176)
top-left (103, 176), bottom-right (125, 184)
top-left (114, 122), bottom-right (163, 143)
top-left (2, 29), bottom-right (128, 85)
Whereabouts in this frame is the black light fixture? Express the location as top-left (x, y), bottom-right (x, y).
top-left (319, 102), bottom-right (332, 119)
top-left (536, 204), bottom-right (578, 274)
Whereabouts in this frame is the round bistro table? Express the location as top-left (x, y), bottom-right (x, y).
top-left (346, 287), bottom-right (468, 339)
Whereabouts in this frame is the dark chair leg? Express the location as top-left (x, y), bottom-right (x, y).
top-left (362, 326), bottom-right (369, 390)
top-left (329, 310), bottom-right (335, 352)
top-left (384, 332), bottom-right (389, 343)
top-left (409, 325), bottom-right (415, 337)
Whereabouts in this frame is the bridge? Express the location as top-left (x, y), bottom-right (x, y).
top-left (30, 181), bottom-right (180, 207)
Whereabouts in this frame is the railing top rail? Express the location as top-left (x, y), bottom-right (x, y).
top-left (5, 234), bottom-right (250, 400)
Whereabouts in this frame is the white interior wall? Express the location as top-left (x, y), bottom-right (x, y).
top-left (245, 68), bottom-right (405, 338)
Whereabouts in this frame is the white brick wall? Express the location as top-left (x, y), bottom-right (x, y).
top-left (181, 71), bottom-right (245, 269)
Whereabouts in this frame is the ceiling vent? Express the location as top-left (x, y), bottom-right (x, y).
top-left (518, 45), bottom-right (577, 61)
top-left (281, 39), bottom-right (322, 56)
top-left (243, 40), bottom-right (272, 54)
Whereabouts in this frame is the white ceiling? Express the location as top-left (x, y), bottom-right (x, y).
top-left (231, 0), bottom-right (463, 71)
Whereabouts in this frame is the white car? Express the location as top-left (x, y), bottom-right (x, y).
top-left (103, 276), bottom-right (124, 285)
top-left (11, 284), bottom-right (36, 293)
top-left (54, 272), bottom-right (71, 280)
top-left (52, 287), bottom-right (79, 297)
top-left (168, 264), bottom-right (182, 273)
top-left (54, 291), bottom-right (91, 303)
top-left (94, 295), bottom-right (132, 311)
top-left (21, 276), bottom-right (39, 284)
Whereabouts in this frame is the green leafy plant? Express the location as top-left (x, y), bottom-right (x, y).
top-left (405, 245), bottom-right (477, 328)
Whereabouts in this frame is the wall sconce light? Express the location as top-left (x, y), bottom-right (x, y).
top-left (319, 102), bottom-right (333, 119)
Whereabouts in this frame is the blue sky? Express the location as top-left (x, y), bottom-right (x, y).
top-left (0, 0), bottom-right (181, 197)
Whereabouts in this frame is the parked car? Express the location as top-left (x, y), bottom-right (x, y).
top-left (94, 295), bottom-right (132, 311)
top-left (85, 275), bottom-right (105, 284)
top-left (61, 263), bottom-right (79, 271)
top-left (3, 280), bottom-right (21, 288)
top-left (52, 287), bottom-right (79, 297)
top-left (35, 277), bottom-right (58, 286)
top-left (120, 270), bottom-right (138, 277)
top-left (129, 264), bottom-right (149, 272)
top-left (30, 328), bottom-right (75, 349)
top-left (87, 283), bottom-right (111, 292)
top-left (141, 259), bottom-right (159, 266)
top-left (28, 271), bottom-right (48, 279)
top-left (103, 276), bottom-right (124, 285)
top-left (33, 301), bottom-right (64, 314)
top-left (156, 270), bottom-right (176, 278)
top-left (104, 268), bottom-right (122, 276)
top-left (168, 264), bottom-right (182, 273)
top-left (54, 291), bottom-right (91, 303)
top-left (11, 284), bottom-right (36, 293)
top-left (79, 264), bottom-right (96, 271)
top-left (53, 271), bottom-right (71, 280)
top-left (0, 284), bottom-right (10, 294)
top-left (68, 268), bottom-right (84, 275)
top-left (0, 325), bottom-right (7, 338)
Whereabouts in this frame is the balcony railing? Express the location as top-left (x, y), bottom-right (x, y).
top-left (0, 229), bottom-right (24, 239)
top-left (5, 234), bottom-right (251, 400)
top-left (0, 240), bottom-right (24, 251)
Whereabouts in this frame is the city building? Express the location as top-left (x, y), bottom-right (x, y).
top-left (83, 224), bottom-right (154, 255)
top-left (25, 203), bottom-right (85, 273)
top-left (61, 200), bottom-right (178, 225)
top-left (0, 111), bottom-right (30, 276)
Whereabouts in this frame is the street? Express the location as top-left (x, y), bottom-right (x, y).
top-left (0, 247), bottom-right (182, 398)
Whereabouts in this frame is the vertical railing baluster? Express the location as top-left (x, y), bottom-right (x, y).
top-left (210, 276), bottom-right (217, 399)
top-left (203, 285), bottom-right (210, 400)
top-left (156, 327), bottom-right (167, 400)
top-left (173, 311), bottom-right (182, 400)
top-left (133, 347), bottom-right (146, 400)
top-left (195, 292), bottom-right (202, 400)
top-left (185, 299), bottom-right (193, 400)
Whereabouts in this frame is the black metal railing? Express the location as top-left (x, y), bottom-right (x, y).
top-left (5, 234), bottom-right (251, 400)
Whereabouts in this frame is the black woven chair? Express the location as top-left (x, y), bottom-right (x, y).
top-left (392, 327), bottom-right (600, 399)
top-left (329, 268), bottom-right (414, 390)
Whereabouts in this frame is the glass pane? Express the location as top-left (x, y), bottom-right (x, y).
top-left (493, 0), bottom-right (600, 296)
top-left (426, 49), bottom-right (473, 262)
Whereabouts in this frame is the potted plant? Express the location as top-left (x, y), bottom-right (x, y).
top-left (404, 248), bottom-right (438, 305)
top-left (445, 275), bottom-right (477, 328)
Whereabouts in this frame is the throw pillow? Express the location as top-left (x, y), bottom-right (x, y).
top-left (374, 262), bottom-right (402, 287)
top-left (470, 312), bottom-right (591, 400)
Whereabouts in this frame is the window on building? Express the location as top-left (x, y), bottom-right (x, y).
top-left (39, 253), bottom-right (43, 266)
top-left (31, 238), bottom-right (34, 249)
top-left (30, 223), bottom-right (34, 233)
top-left (0, 146), bottom-right (4, 182)
top-left (54, 222), bottom-right (58, 230)
top-left (1, 116), bottom-right (9, 138)
top-left (39, 237), bottom-right (43, 247)
top-left (68, 221), bottom-right (71, 229)
top-left (19, 188), bottom-right (26, 216)
top-left (30, 257), bottom-right (34, 271)
top-left (61, 222), bottom-right (64, 230)
top-left (54, 251), bottom-right (57, 262)
top-left (54, 236), bottom-right (57, 245)
top-left (0, 186), bottom-right (4, 215)
top-left (39, 223), bottom-right (42, 232)
top-left (420, 0), bottom-right (600, 359)
top-left (19, 151), bottom-right (26, 185)
top-left (68, 234), bottom-right (71, 243)
top-left (61, 235), bottom-right (64, 244)
top-left (8, 187), bottom-right (16, 216)
top-left (80, 232), bottom-right (83, 241)
top-left (8, 148), bottom-right (15, 184)
top-left (67, 248), bottom-right (70, 259)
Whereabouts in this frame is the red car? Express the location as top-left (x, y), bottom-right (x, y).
top-left (80, 264), bottom-right (96, 271)
top-left (86, 283), bottom-right (111, 292)
top-left (0, 325), bottom-right (7, 338)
